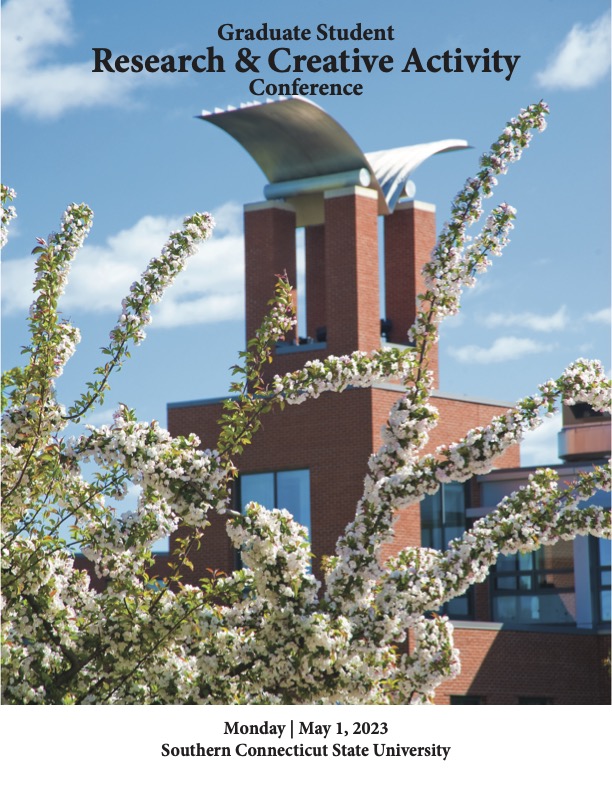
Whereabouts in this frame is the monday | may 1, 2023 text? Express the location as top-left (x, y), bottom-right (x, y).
top-left (161, 720), bottom-right (452, 760)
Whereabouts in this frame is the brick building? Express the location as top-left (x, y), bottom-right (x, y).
top-left (168, 98), bottom-right (610, 704)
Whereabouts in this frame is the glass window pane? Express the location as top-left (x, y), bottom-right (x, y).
top-left (496, 554), bottom-right (516, 571)
top-left (445, 526), bottom-right (464, 545)
top-left (493, 595), bottom-right (538, 622)
top-left (446, 595), bottom-right (470, 617)
top-left (443, 482), bottom-right (465, 527)
top-left (538, 592), bottom-right (576, 623)
top-left (539, 570), bottom-right (574, 590)
top-left (522, 595), bottom-right (540, 622)
top-left (600, 591), bottom-right (611, 622)
top-left (277, 469), bottom-right (311, 530)
top-left (431, 526), bottom-right (443, 550)
top-left (240, 472), bottom-right (275, 511)
top-left (599, 538), bottom-right (611, 567)
top-left (421, 490), bottom-right (442, 532)
top-left (493, 596), bottom-right (519, 621)
top-left (493, 592), bottom-right (576, 624)
top-left (495, 574), bottom-right (517, 590)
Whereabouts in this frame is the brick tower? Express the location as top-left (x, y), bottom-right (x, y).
top-left (168, 97), bottom-right (519, 578)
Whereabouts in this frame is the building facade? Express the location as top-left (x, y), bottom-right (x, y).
top-left (167, 98), bottom-right (610, 704)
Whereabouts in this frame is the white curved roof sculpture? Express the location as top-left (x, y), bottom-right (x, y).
top-left (199, 96), bottom-right (469, 225)
top-left (366, 140), bottom-right (469, 212)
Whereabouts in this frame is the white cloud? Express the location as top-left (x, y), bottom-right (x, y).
top-left (1, 0), bottom-right (143, 118)
top-left (536, 10), bottom-right (611, 89)
top-left (1, 202), bottom-right (245, 327)
top-left (585, 306), bottom-right (611, 324)
top-left (449, 336), bottom-right (554, 364)
top-left (520, 412), bottom-right (562, 467)
top-left (481, 306), bottom-right (568, 332)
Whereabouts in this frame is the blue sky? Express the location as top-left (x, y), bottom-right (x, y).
top-left (2, 0), bottom-right (610, 467)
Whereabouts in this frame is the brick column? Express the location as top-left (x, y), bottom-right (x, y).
top-left (323, 186), bottom-right (380, 355)
top-left (305, 224), bottom-right (326, 341)
top-left (384, 199), bottom-right (438, 385)
top-left (244, 200), bottom-right (296, 344)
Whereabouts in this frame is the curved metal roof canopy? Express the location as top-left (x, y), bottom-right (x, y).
top-left (199, 97), bottom-right (469, 226)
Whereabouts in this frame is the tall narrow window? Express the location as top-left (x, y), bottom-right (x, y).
top-left (421, 481), bottom-right (472, 618)
top-left (593, 537), bottom-right (611, 623)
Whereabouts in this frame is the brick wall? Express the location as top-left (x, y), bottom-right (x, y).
top-left (384, 200), bottom-right (439, 385)
top-left (324, 186), bottom-right (380, 355)
top-left (244, 201), bottom-right (296, 345)
top-left (431, 626), bottom-right (611, 705)
top-left (169, 389), bottom-right (376, 581)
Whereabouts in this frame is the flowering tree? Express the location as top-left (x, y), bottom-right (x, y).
top-left (1, 103), bottom-right (610, 704)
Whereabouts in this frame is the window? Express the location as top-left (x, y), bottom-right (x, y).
top-left (421, 482), bottom-right (472, 618)
top-left (237, 470), bottom-right (311, 567)
top-left (491, 543), bottom-right (575, 625)
top-left (593, 537), bottom-right (611, 623)
top-left (239, 469), bottom-right (311, 530)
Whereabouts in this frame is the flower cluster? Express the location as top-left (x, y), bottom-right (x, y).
top-left (2, 100), bottom-right (610, 705)
top-left (1, 185), bottom-right (17, 248)
top-left (390, 616), bottom-right (460, 704)
top-left (410, 102), bottom-right (549, 352)
top-left (72, 406), bottom-right (229, 529)
top-left (68, 212), bottom-right (215, 423)
top-left (112, 213), bottom-right (215, 347)
top-left (271, 346), bottom-right (417, 404)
